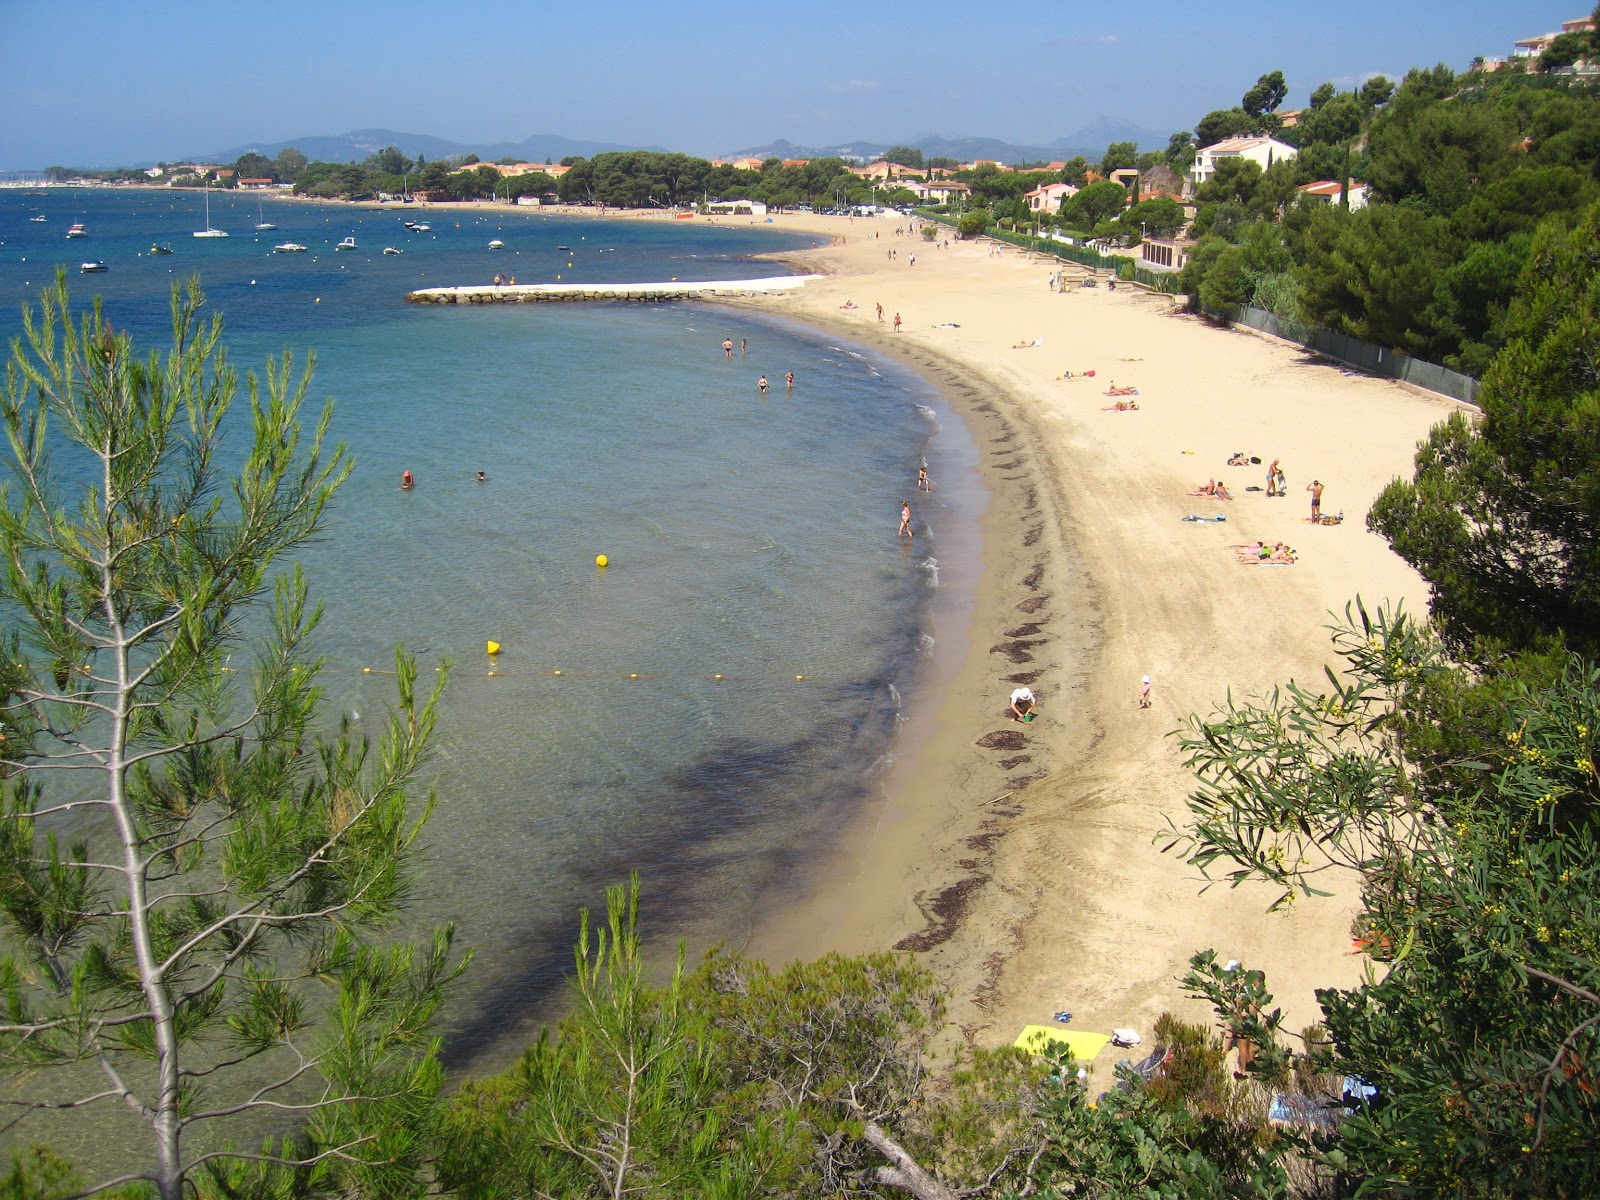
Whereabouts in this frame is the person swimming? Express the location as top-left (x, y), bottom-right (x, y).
top-left (401, 469), bottom-right (414, 490)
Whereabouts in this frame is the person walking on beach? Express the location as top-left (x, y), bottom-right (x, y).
top-left (898, 500), bottom-right (913, 539)
top-left (893, 312), bottom-right (903, 333)
top-left (758, 374), bottom-right (769, 394)
top-left (918, 465), bottom-right (930, 492)
top-left (1266, 458), bottom-right (1280, 497)
top-left (722, 338), bottom-right (733, 358)
top-left (1307, 479), bottom-right (1324, 521)
top-left (876, 302), bottom-right (884, 322)
top-left (1138, 675), bottom-right (1153, 709)
top-left (909, 253), bottom-right (916, 267)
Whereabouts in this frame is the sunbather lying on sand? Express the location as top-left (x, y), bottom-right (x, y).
top-left (1188, 480), bottom-right (1232, 499)
top-left (1103, 400), bottom-right (1140, 411)
top-left (1104, 385), bottom-right (1139, 396)
top-left (839, 300), bottom-right (858, 310)
top-left (1227, 452), bottom-right (1259, 466)
top-left (1236, 541), bottom-right (1298, 564)
top-left (1012, 339), bottom-right (1042, 348)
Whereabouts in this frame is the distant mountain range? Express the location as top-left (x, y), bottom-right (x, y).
top-left (725, 120), bottom-right (1171, 166)
top-left (197, 128), bottom-right (661, 166)
top-left (188, 120), bottom-right (1171, 171)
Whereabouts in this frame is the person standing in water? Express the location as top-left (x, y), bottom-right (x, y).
top-left (722, 338), bottom-right (734, 358)
top-left (898, 500), bottom-right (913, 539)
top-left (785, 370), bottom-right (795, 390)
top-left (917, 465), bottom-right (930, 492)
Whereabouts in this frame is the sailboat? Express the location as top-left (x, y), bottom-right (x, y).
top-left (193, 180), bottom-right (229, 238)
top-left (254, 195), bottom-right (276, 231)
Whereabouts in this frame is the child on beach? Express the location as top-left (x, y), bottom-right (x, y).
top-left (1138, 675), bottom-right (1152, 708)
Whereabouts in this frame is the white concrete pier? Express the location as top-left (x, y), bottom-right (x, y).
top-left (405, 275), bottom-right (820, 304)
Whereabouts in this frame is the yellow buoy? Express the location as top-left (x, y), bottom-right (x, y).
top-left (713, 674), bottom-right (723, 680)
top-left (487, 640), bottom-right (502, 655)
top-left (595, 554), bottom-right (608, 568)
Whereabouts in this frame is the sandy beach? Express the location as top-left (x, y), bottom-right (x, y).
top-left (649, 208), bottom-right (1468, 1064)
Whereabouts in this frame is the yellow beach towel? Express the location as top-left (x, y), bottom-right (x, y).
top-left (1013, 1025), bottom-right (1111, 1061)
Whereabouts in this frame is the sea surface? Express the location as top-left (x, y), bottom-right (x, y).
top-left (0, 191), bottom-right (985, 1104)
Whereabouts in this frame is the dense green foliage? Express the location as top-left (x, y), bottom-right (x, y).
top-left (432, 879), bottom-right (1308, 1200)
top-left (1181, 58), bottom-right (1600, 373)
top-left (1169, 602), bottom-right (1600, 1196)
top-left (1369, 200), bottom-right (1600, 659)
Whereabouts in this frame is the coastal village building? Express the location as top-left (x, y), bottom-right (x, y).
top-left (1297, 180), bottom-right (1370, 210)
top-left (903, 180), bottom-right (971, 203)
top-left (850, 160), bottom-right (898, 181)
top-left (1188, 136), bottom-right (1298, 192)
top-left (1025, 181), bottom-right (1077, 212)
top-left (1139, 236), bottom-right (1193, 273)
top-left (474, 162), bottom-right (570, 178)
top-left (1513, 15), bottom-right (1596, 58)
top-left (236, 177), bottom-right (274, 189)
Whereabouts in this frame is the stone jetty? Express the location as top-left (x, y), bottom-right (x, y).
top-left (405, 275), bottom-right (821, 305)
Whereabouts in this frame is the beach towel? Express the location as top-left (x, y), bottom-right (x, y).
top-left (1182, 514), bottom-right (1227, 522)
top-left (1014, 1025), bottom-right (1111, 1060)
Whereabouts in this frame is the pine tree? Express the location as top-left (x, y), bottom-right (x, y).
top-left (0, 275), bottom-right (462, 1200)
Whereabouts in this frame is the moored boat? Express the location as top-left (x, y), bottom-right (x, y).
top-left (383, 246), bottom-right (403, 255)
top-left (79, 261), bottom-right (108, 273)
top-left (488, 239), bottom-right (504, 249)
top-left (150, 243), bottom-right (174, 255)
top-left (274, 241), bottom-right (308, 253)
top-left (335, 236), bottom-right (357, 251)
top-left (66, 223), bottom-right (86, 238)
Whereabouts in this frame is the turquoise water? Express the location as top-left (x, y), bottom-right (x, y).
top-left (0, 190), bottom-right (984, 1075)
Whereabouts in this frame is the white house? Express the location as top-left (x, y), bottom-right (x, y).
top-left (1025, 181), bottom-right (1077, 212)
top-left (1188, 136), bottom-right (1299, 191)
top-left (902, 180), bottom-right (971, 203)
top-left (1296, 180), bottom-right (1370, 210)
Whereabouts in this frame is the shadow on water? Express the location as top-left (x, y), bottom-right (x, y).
top-left (437, 667), bottom-right (909, 1074)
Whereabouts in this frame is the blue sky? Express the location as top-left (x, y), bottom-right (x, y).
top-left (0, 0), bottom-right (1581, 169)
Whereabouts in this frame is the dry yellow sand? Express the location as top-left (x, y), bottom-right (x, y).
top-left (675, 210), bottom-right (1471, 1063)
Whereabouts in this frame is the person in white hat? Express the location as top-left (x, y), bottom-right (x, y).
top-left (1138, 675), bottom-right (1153, 708)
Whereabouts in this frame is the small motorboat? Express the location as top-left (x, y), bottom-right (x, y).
top-left (556, 245), bottom-right (571, 250)
top-left (335, 236), bottom-right (357, 251)
top-left (383, 246), bottom-right (403, 255)
top-left (488, 239), bottom-right (504, 249)
top-left (274, 241), bottom-right (308, 253)
top-left (79, 261), bottom-right (108, 273)
top-left (29, 215), bottom-right (46, 223)
top-left (66, 223), bottom-right (87, 238)
top-left (411, 222), bottom-right (431, 232)
top-left (150, 243), bottom-right (174, 255)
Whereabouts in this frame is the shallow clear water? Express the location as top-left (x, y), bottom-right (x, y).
top-left (0, 191), bottom-right (983, 1084)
